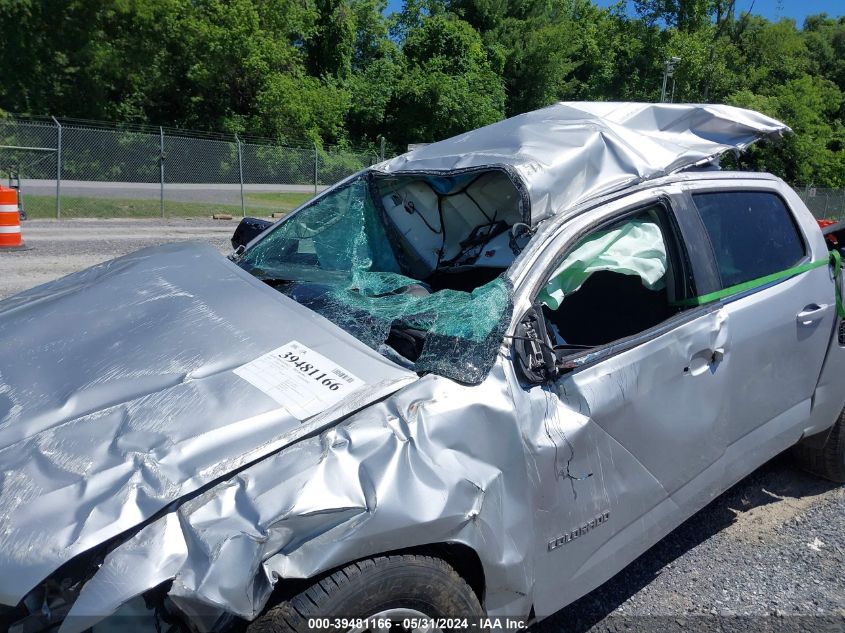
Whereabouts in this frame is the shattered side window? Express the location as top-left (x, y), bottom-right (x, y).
top-left (538, 220), bottom-right (668, 310)
top-left (237, 176), bottom-right (512, 384)
top-left (537, 211), bottom-right (680, 349)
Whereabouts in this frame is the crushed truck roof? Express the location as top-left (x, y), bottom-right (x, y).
top-left (375, 102), bottom-right (790, 224)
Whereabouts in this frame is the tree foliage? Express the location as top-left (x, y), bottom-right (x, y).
top-left (1, 0), bottom-right (844, 185)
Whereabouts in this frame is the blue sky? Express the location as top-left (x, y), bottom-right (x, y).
top-left (594, 0), bottom-right (844, 23)
top-left (384, 0), bottom-right (844, 23)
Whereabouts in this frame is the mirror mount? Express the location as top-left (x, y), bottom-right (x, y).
top-left (513, 305), bottom-right (557, 384)
top-left (509, 222), bottom-right (533, 255)
top-left (231, 217), bottom-right (274, 251)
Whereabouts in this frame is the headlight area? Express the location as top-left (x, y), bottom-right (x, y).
top-left (7, 581), bottom-right (185, 633)
top-left (4, 548), bottom-right (185, 633)
top-left (76, 586), bottom-right (186, 633)
top-left (4, 549), bottom-right (102, 633)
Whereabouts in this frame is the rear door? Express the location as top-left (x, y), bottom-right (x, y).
top-left (684, 183), bottom-right (835, 446)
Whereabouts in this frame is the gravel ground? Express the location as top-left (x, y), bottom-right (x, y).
top-left (1, 220), bottom-right (843, 633)
top-left (0, 219), bottom-right (234, 298)
top-left (538, 454), bottom-right (845, 633)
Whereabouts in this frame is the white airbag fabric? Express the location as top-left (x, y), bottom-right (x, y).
top-left (539, 221), bottom-right (667, 310)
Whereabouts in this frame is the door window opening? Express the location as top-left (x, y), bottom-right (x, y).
top-left (537, 205), bottom-right (687, 350)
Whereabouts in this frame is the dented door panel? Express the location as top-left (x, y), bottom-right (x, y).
top-left (512, 308), bottom-right (731, 616)
top-left (562, 310), bottom-right (731, 494)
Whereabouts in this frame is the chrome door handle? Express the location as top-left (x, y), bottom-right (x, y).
top-left (796, 304), bottom-right (828, 325)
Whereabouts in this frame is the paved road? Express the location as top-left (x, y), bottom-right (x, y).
top-left (20, 179), bottom-right (328, 205)
top-left (0, 220), bottom-right (842, 633)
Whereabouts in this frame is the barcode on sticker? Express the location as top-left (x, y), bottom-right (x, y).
top-left (332, 368), bottom-right (355, 383)
top-left (233, 341), bottom-right (365, 420)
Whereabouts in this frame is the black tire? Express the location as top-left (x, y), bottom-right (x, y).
top-left (247, 554), bottom-right (485, 633)
top-left (793, 407), bottom-right (845, 483)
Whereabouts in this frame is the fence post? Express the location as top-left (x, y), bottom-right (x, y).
top-left (236, 134), bottom-right (245, 217)
top-left (51, 116), bottom-right (62, 219)
top-left (380, 136), bottom-right (385, 162)
top-left (314, 142), bottom-right (318, 196)
top-left (841, 189), bottom-right (845, 222)
top-left (159, 127), bottom-right (165, 219)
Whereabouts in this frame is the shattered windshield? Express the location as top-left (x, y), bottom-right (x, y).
top-left (237, 175), bottom-right (513, 383)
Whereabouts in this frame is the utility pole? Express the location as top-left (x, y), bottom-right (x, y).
top-left (661, 57), bottom-right (681, 103)
top-left (51, 117), bottom-right (62, 219)
top-left (159, 127), bottom-right (165, 218)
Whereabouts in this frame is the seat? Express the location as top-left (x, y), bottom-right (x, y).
top-left (543, 270), bottom-right (672, 347)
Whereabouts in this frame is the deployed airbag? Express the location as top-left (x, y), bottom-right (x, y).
top-left (539, 221), bottom-right (667, 310)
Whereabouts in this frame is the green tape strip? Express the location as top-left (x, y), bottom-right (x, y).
top-left (675, 258), bottom-right (832, 307)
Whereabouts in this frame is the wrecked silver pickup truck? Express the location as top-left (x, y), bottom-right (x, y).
top-left (2, 102), bottom-right (845, 633)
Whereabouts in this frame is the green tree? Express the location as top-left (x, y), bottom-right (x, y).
top-left (730, 76), bottom-right (845, 187)
top-left (1, 0), bottom-right (844, 187)
top-left (386, 13), bottom-right (505, 145)
top-left (307, 0), bottom-right (357, 78)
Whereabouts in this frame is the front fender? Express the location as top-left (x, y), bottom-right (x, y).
top-left (61, 366), bottom-right (535, 632)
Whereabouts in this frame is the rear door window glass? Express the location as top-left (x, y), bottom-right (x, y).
top-left (692, 191), bottom-right (805, 288)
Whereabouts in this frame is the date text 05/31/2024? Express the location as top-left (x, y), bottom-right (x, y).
top-left (307, 618), bottom-right (528, 629)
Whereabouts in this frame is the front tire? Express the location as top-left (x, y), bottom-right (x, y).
top-left (247, 554), bottom-right (485, 633)
top-left (793, 407), bottom-right (845, 482)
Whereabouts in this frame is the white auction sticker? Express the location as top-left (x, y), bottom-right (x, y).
top-left (234, 340), bottom-right (365, 420)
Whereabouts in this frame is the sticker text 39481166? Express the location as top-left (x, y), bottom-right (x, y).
top-left (234, 341), bottom-right (365, 420)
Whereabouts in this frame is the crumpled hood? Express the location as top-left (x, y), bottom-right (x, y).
top-left (0, 241), bottom-right (416, 606)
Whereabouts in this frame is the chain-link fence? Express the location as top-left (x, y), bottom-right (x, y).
top-left (0, 116), bottom-right (383, 219)
top-left (8, 118), bottom-right (838, 223)
top-left (796, 186), bottom-right (845, 223)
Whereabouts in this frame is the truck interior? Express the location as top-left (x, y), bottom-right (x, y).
top-left (514, 205), bottom-right (690, 383)
top-left (537, 206), bottom-right (683, 349)
top-left (372, 169), bottom-right (528, 291)
top-left (235, 169), bottom-right (524, 382)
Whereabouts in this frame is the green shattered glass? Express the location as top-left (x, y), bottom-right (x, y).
top-left (240, 177), bottom-right (401, 278)
top-left (238, 175), bottom-right (512, 383)
top-left (339, 269), bottom-right (509, 341)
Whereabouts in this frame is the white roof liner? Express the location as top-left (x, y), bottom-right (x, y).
top-left (375, 102), bottom-right (790, 224)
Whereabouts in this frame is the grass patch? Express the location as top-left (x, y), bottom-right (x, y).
top-left (243, 191), bottom-right (313, 210)
top-left (19, 192), bottom-right (314, 219)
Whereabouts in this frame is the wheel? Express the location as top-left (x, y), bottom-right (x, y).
top-left (793, 407), bottom-right (845, 483)
top-left (247, 554), bottom-right (485, 633)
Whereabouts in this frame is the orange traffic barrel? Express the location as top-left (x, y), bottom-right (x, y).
top-left (0, 187), bottom-right (25, 250)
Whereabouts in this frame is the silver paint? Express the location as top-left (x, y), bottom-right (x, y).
top-left (0, 242), bottom-right (414, 609)
top-left (1, 103), bottom-right (839, 633)
top-left (376, 102), bottom-right (789, 224)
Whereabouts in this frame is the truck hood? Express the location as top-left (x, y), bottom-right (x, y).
top-left (0, 242), bottom-right (417, 606)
